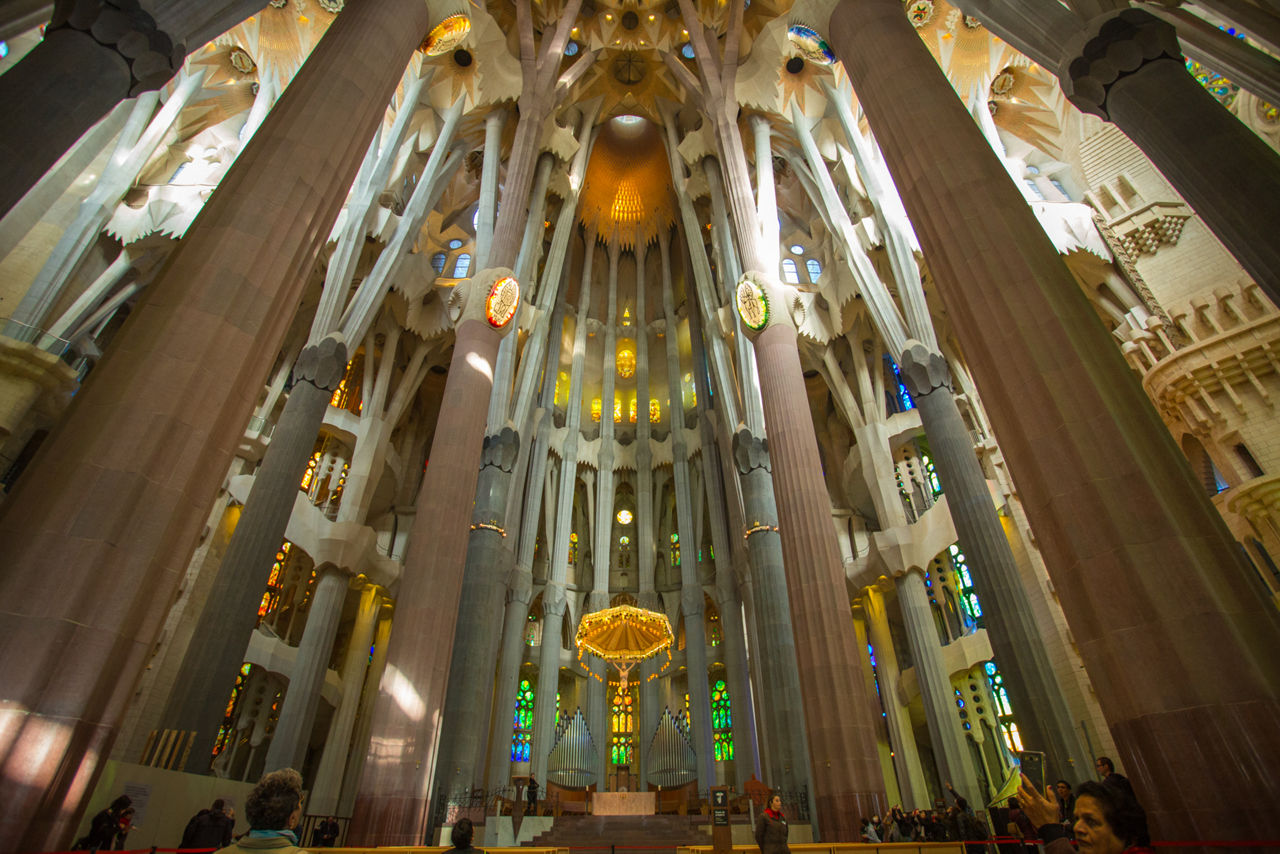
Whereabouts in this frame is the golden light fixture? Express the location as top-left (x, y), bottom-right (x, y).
top-left (575, 604), bottom-right (674, 692)
top-left (616, 340), bottom-right (636, 378)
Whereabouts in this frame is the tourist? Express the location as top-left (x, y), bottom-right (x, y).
top-left (74, 794), bottom-right (132, 850)
top-left (755, 792), bottom-right (790, 854)
top-left (526, 775), bottom-right (539, 815)
top-left (1055, 780), bottom-right (1076, 827)
top-left (1017, 773), bottom-right (1152, 854)
top-left (1094, 757), bottom-right (1136, 801)
top-left (113, 807), bottom-right (136, 850)
top-left (860, 817), bottom-right (880, 843)
top-left (449, 817), bottom-right (483, 854)
top-left (213, 769), bottom-right (304, 854)
top-left (183, 799), bottom-right (235, 849)
top-left (310, 816), bottom-right (339, 847)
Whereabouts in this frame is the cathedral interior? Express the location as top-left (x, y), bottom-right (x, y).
top-left (1, 0), bottom-right (1279, 849)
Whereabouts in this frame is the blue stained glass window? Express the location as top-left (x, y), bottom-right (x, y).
top-left (452, 252), bottom-right (472, 278)
top-left (565, 40), bottom-right (580, 56)
top-left (950, 543), bottom-right (983, 627)
top-left (781, 258), bottom-right (800, 284)
top-left (431, 252), bottom-right (447, 274)
top-left (680, 43), bottom-right (695, 60)
top-left (805, 258), bottom-right (822, 283)
top-left (511, 678), bottom-right (535, 761)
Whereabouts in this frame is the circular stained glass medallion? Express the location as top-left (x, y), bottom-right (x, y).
top-left (421, 14), bottom-right (471, 56)
top-left (736, 279), bottom-right (769, 331)
top-left (786, 24), bottom-right (835, 65)
top-left (486, 275), bottom-right (520, 328)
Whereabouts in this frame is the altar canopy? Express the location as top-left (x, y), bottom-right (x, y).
top-left (575, 605), bottom-right (674, 691)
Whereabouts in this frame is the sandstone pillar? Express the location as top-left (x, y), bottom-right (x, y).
top-left (738, 275), bottom-right (886, 839)
top-left (0, 3), bottom-right (432, 846)
top-left (828, 0), bottom-right (1280, 838)
top-left (349, 267), bottom-right (520, 845)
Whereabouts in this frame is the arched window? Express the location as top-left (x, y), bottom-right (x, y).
top-left (781, 258), bottom-right (800, 284)
top-left (670, 532), bottom-right (680, 567)
top-left (1235, 443), bottom-right (1265, 478)
top-left (511, 678), bottom-right (535, 761)
top-left (805, 258), bottom-right (822, 283)
top-left (431, 252), bottom-right (447, 274)
top-left (711, 679), bottom-right (734, 761)
top-left (610, 685), bottom-right (636, 764)
top-left (451, 253), bottom-right (472, 278)
top-left (949, 543), bottom-right (982, 628)
top-left (984, 661), bottom-right (1022, 753)
top-left (568, 532), bottom-right (578, 565)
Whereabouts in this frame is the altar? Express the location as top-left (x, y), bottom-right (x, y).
top-left (591, 791), bottom-right (655, 816)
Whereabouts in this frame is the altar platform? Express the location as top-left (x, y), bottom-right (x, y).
top-left (591, 791), bottom-right (655, 815)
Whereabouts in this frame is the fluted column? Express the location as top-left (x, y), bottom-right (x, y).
top-left (737, 274), bottom-right (886, 839)
top-left (163, 335), bottom-right (348, 762)
top-left (1059, 9), bottom-right (1280, 301)
top-left (896, 570), bottom-right (980, 800)
top-left (732, 433), bottom-right (810, 795)
top-left (339, 607), bottom-right (393, 816)
top-left (265, 566), bottom-right (350, 771)
top-left (487, 567), bottom-right (535, 789)
top-left (828, 0), bottom-right (1280, 840)
top-left (860, 585), bottom-right (928, 808)
top-left (350, 265), bottom-right (521, 845)
top-left (433, 427), bottom-right (521, 796)
top-left (900, 342), bottom-right (1090, 784)
top-left (311, 584), bottom-right (382, 816)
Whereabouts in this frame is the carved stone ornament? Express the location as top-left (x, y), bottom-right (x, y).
top-left (317, 0), bottom-right (344, 12)
top-left (898, 340), bottom-right (951, 399)
top-left (47, 0), bottom-right (186, 96)
top-left (229, 47), bottom-right (255, 75)
top-left (1061, 9), bottom-right (1181, 121)
top-left (293, 333), bottom-right (349, 393)
top-left (481, 426), bottom-right (521, 472)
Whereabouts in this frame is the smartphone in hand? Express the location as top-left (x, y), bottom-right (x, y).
top-left (1018, 750), bottom-right (1046, 795)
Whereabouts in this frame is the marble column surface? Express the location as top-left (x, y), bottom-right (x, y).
top-left (829, 0), bottom-right (1280, 840)
top-left (0, 2), bottom-right (430, 849)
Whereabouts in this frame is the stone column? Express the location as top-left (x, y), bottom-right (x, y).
top-left (264, 566), bottom-right (350, 771)
top-left (486, 566), bottom-right (535, 790)
top-left (433, 427), bottom-right (521, 797)
top-left (340, 607), bottom-right (393, 816)
top-left (660, 233), bottom-right (715, 788)
top-left (310, 584), bottom-right (381, 816)
top-left (350, 266), bottom-right (521, 846)
top-left (732, 433), bottom-right (810, 795)
top-left (749, 115), bottom-right (781, 277)
top-left (474, 108), bottom-right (507, 269)
top-left (738, 274), bottom-right (886, 839)
top-left (828, 0), bottom-right (1280, 840)
top-left (163, 335), bottom-right (347, 763)
top-left (895, 571), bottom-right (981, 800)
top-left (860, 585), bottom-right (928, 808)
top-left (0, 1), bottom-right (181, 219)
top-left (900, 342), bottom-right (1090, 784)
top-left (0, 3), bottom-right (434, 846)
top-left (1060, 8), bottom-right (1280, 304)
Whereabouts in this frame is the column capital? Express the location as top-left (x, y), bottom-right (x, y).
top-left (1060, 9), bottom-right (1181, 120)
top-left (506, 566), bottom-right (534, 605)
top-left (680, 585), bottom-right (705, 618)
top-left (732, 428), bottom-right (771, 475)
top-left (541, 580), bottom-right (569, 617)
top-left (898, 340), bottom-right (951, 399)
top-left (48, 0), bottom-right (185, 95)
top-left (481, 426), bottom-right (521, 472)
top-left (294, 333), bottom-right (349, 393)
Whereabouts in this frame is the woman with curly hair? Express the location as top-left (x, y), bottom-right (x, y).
top-left (215, 769), bottom-right (305, 854)
top-left (1017, 775), bottom-right (1152, 854)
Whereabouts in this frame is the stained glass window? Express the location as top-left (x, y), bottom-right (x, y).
top-left (984, 661), bottom-right (1021, 752)
top-left (569, 532), bottom-right (578, 565)
top-left (452, 253), bottom-right (472, 278)
top-left (300, 452), bottom-right (321, 490)
top-left (921, 454), bottom-right (941, 498)
top-left (711, 679), bottom-right (734, 760)
top-left (649, 398), bottom-right (661, 423)
top-left (1185, 58), bottom-right (1238, 107)
top-left (431, 252), bottom-right (447, 274)
top-left (629, 397), bottom-right (637, 423)
top-left (511, 678), bottom-right (535, 761)
top-left (950, 543), bottom-right (983, 628)
top-left (707, 609), bottom-right (722, 646)
top-left (805, 258), bottom-right (822, 283)
top-left (257, 542), bottom-right (291, 622)
top-left (591, 398), bottom-right (602, 422)
top-left (212, 663), bottom-right (253, 758)
top-left (884, 356), bottom-right (914, 412)
top-left (670, 532), bottom-right (680, 567)
top-left (781, 258), bottom-right (800, 284)
top-left (555, 371), bottom-right (569, 406)
top-left (614, 397), bottom-right (622, 423)
top-left (610, 685), bottom-right (635, 764)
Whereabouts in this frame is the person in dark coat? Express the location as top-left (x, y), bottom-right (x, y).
top-left (75, 795), bottom-right (132, 850)
top-left (526, 775), bottom-right (539, 815)
top-left (1095, 757), bottom-right (1136, 802)
top-left (449, 817), bottom-right (483, 854)
top-left (182, 799), bottom-right (234, 849)
top-left (754, 792), bottom-right (790, 854)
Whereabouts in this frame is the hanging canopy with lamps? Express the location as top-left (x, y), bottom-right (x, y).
top-left (574, 604), bottom-right (674, 692)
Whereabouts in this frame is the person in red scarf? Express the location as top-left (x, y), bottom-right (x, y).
top-left (755, 792), bottom-right (790, 854)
